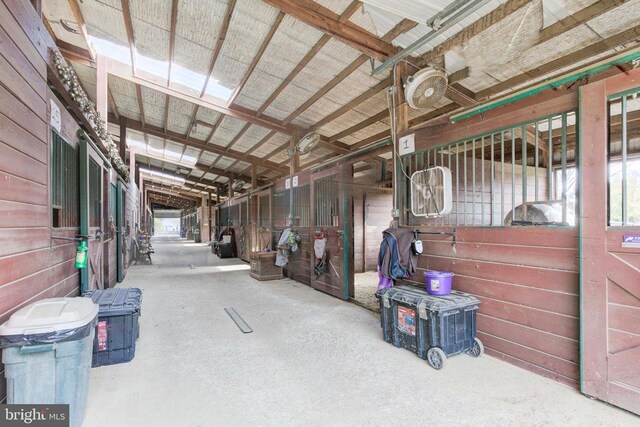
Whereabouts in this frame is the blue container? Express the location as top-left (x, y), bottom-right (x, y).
top-left (83, 288), bottom-right (142, 367)
top-left (424, 271), bottom-right (453, 295)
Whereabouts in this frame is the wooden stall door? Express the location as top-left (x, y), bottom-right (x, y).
top-left (310, 166), bottom-right (354, 299)
top-left (581, 70), bottom-right (640, 415)
top-left (80, 138), bottom-right (105, 291)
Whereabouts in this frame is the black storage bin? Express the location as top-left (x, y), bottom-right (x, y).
top-left (379, 285), bottom-right (482, 370)
top-left (83, 288), bottom-right (142, 367)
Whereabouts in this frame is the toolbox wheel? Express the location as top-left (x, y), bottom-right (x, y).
top-left (467, 337), bottom-right (484, 358)
top-left (427, 347), bottom-right (447, 370)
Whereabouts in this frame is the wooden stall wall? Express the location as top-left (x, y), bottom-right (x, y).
top-left (404, 89), bottom-right (580, 387)
top-left (0, 0), bottom-right (82, 403)
top-left (122, 180), bottom-right (139, 273)
top-left (286, 172), bottom-right (311, 286)
top-left (353, 188), bottom-right (392, 273)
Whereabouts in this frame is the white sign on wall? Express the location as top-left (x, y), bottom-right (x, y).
top-left (285, 178), bottom-right (291, 189)
top-left (50, 99), bottom-right (61, 133)
top-left (398, 133), bottom-right (415, 156)
top-left (292, 176), bottom-right (299, 187)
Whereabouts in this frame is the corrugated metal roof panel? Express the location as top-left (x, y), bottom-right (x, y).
top-left (141, 87), bottom-right (166, 128)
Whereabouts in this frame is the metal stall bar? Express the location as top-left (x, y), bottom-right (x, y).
top-left (548, 117), bottom-right (553, 200)
top-left (501, 131), bottom-right (505, 225)
top-left (561, 113), bottom-right (568, 224)
top-left (490, 134), bottom-right (495, 226)
top-left (534, 122), bottom-right (539, 201)
top-left (481, 137), bottom-right (485, 225)
top-left (621, 96), bottom-right (628, 225)
top-left (472, 138), bottom-right (476, 225)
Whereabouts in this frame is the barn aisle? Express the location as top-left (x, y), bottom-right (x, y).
top-left (83, 240), bottom-right (634, 426)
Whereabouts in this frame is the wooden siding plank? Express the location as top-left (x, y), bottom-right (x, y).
top-left (0, 2), bottom-right (47, 77)
top-left (0, 141), bottom-right (47, 184)
top-left (0, 242), bottom-right (75, 286)
top-left (0, 54), bottom-right (46, 119)
top-left (0, 172), bottom-right (47, 206)
top-left (0, 25), bottom-right (46, 101)
top-left (0, 228), bottom-right (51, 257)
top-left (0, 259), bottom-right (77, 318)
top-left (0, 113), bottom-right (47, 163)
top-left (0, 85), bottom-right (46, 140)
top-left (417, 256), bottom-right (579, 294)
top-left (0, 200), bottom-right (48, 228)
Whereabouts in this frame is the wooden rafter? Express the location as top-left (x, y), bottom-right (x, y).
top-left (419, 0), bottom-right (533, 65)
top-left (227, 11), bottom-right (286, 105)
top-left (339, 1), bottom-right (362, 22)
top-left (163, 94), bottom-right (171, 132)
top-left (186, 105), bottom-right (199, 137)
top-left (109, 114), bottom-right (289, 173)
top-left (168, 0), bottom-right (179, 86)
top-left (207, 115), bottom-right (226, 143)
top-left (328, 110), bottom-right (388, 143)
top-left (135, 84), bottom-right (145, 126)
top-left (225, 123), bottom-right (251, 151)
top-left (141, 165), bottom-right (223, 190)
top-left (246, 130), bottom-right (277, 155)
top-left (538, 0), bottom-right (630, 44)
top-left (120, 0), bottom-right (137, 73)
top-left (283, 19), bottom-right (417, 126)
top-left (252, 4), bottom-right (361, 116)
top-left (311, 77), bottom-right (391, 130)
top-left (262, 0), bottom-right (398, 61)
top-left (201, 0), bottom-right (237, 98)
top-left (67, 0), bottom-right (96, 57)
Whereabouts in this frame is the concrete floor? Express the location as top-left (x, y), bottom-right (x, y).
top-left (84, 238), bottom-right (637, 426)
top-left (353, 271), bottom-right (380, 312)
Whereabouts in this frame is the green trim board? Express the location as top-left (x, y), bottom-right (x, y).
top-left (79, 135), bottom-right (89, 293)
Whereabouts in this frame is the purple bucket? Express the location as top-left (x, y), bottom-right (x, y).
top-left (424, 271), bottom-right (453, 295)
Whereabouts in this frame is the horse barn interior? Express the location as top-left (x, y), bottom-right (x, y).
top-left (2, 0), bottom-right (640, 424)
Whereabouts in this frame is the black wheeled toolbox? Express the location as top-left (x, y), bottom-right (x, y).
top-left (378, 285), bottom-right (483, 370)
top-left (83, 288), bottom-right (142, 367)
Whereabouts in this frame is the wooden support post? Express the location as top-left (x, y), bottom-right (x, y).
top-left (228, 174), bottom-right (235, 198)
top-left (96, 54), bottom-right (108, 123)
top-left (129, 147), bottom-right (136, 187)
top-left (252, 164), bottom-right (258, 189)
top-left (290, 132), bottom-right (301, 175)
top-left (208, 192), bottom-right (213, 242)
top-left (119, 117), bottom-right (127, 164)
top-left (201, 194), bottom-right (209, 243)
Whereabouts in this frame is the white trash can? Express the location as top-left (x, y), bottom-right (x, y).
top-left (0, 298), bottom-right (98, 427)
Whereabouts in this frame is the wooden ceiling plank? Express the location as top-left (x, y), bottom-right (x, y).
top-left (201, 0), bottom-right (237, 98)
top-left (135, 83), bottom-right (145, 126)
top-left (67, 0), bottom-right (96, 58)
top-left (227, 11), bottom-right (285, 105)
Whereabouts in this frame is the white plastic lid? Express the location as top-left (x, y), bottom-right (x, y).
top-left (0, 298), bottom-right (98, 336)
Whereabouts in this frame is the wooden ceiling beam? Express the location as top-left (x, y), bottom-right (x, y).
top-left (339, 1), bottom-right (362, 22)
top-left (140, 165), bottom-right (224, 190)
top-left (201, 0), bottom-right (236, 98)
top-left (262, 0), bottom-right (399, 61)
top-left (227, 11), bottom-right (285, 105)
top-left (67, 0), bottom-right (96, 58)
top-left (146, 185), bottom-right (203, 201)
top-left (120, 0), bottom-right (137, 73)
top-left (207, 115), bottom-right (226, 143)
top-left (419, 0), bottom-right (533, 65)
top-left (537, 0), bottom-right (630, 45)
top-left (109, 114), bottom-right (290, 174)
top-left (107, 63), bottom-right (300, 134)
top-left (134, 84), bottom-right (145, 126)
top-left (168, 0), bottom-right (179, 86)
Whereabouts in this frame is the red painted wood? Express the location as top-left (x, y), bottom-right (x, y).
top-left (0, 242), bottom-right (75, 286)
top-left (0, 200), bottom-right (48, 228)
top-left (581, 69), bottom-right (640, 414)
top-left (0, 81), bottom-right (46, 140)
top-left (0, 141), bottom-right (47, 184)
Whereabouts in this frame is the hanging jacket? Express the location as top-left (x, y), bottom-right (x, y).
top-left (378, 228), bottom-right (418, 280)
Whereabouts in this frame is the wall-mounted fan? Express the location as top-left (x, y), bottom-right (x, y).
top-left (232, 179), bottom-right (246, 191)
top-left (404, 68), bottom-right (448, 110)
top-left (297, 132), bottom-right (320, 159)
top-left (410, 166), bottom-right (452, 217)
